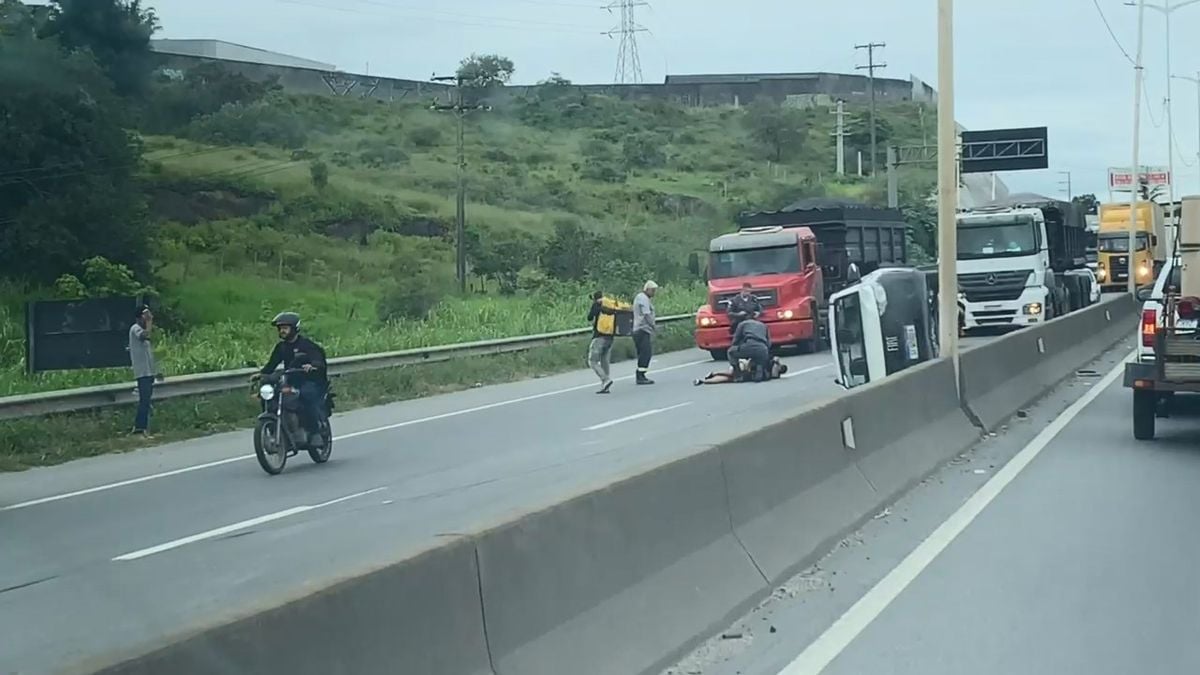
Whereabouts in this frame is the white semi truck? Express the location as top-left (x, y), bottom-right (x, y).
top-left (956, 193), bottom-right (1094, 332)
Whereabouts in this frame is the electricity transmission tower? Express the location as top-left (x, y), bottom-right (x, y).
top-left (604, 0), bottom-right (649, 84)
top-left (855, 41), bottom-right (886, 176)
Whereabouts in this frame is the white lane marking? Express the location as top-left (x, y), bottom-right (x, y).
top-left (781, 364), bottom-right (832, 379)
top-left (776, 350), bottom-right (1132, 675)
top-left (2, 358), bottom-right (710, 512)
top-left (582, 402), bottom-right (694, 431)
top-left (334, 358), bottom-right (709, 441)
top-left (111, 487), bottom-right (387, 562)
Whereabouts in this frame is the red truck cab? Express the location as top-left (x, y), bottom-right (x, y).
top-left (695, 226), bottom-right (825, 359)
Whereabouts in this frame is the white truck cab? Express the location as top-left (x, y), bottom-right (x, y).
top-left (956, 206), bottom-right (1054, 329)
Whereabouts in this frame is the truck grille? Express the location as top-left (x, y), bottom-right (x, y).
top-left (714, 288), bottom-right (779, 309)
top-left (1110, 255), bottom-right (1129, 282)
top-left (957, 270), bottom-right (1032, 303)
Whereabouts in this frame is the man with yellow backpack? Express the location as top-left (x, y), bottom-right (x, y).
top-left (587, 290), bottom-right (631, 394)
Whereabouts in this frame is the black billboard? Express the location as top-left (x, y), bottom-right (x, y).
top-left (961, 126), bottom-right (1048, 174)
top-left (25, 297), bottom-right (140, 374)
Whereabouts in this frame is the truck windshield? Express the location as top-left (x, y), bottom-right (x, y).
top-left (709, 245), bottom-right (800, 279)
top-left (956, 219), bottom-right (1038, 260)
top-left (1098, 233), bottom-right (1149, 252)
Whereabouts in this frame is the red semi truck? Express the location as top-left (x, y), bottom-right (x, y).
top-left (694, 198), bottom-right (910, 360)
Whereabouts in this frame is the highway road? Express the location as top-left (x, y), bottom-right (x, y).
top-left (0, 340), bottom-right (969, 675)
top-left (668, 343), bottom-right (1200, 675)
top-left (1, 333), bottom-right (998, 674)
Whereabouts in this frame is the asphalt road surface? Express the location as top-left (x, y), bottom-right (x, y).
top-left (668, 340), bottom-right (1200, 675)
top-left (0, 334), bottom-right (996, 675)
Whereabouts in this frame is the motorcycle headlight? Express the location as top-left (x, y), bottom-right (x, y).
top-left (259, 384), bottom-right (275, 400)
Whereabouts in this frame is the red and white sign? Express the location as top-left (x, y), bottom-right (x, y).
top-left (1108, 166), bottom-right (1171, 192)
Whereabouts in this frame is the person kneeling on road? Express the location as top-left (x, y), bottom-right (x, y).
top-left (728, 316), bottom-right (771, 381)
top-left (694, 356), bottom-right (788, 385)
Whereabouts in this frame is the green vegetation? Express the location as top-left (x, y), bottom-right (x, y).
top-left (0, 0), bottom-right (939, 467)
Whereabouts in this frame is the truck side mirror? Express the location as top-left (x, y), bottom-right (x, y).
top-left (1135, 284), bottom-right (1154, 302)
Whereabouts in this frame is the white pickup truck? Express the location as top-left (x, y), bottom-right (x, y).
top-left (1136, 256), bottom-right (1182, 365)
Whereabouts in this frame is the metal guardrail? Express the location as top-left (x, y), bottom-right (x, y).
top-left (0, 314), bottom-right (693, 421)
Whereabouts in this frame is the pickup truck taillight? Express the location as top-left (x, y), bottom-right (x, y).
top-left (1142, 308), bottom-right (1157, 347)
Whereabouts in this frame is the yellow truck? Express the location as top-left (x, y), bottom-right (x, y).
top-left (1096, 201), bottom-right (1165, 291)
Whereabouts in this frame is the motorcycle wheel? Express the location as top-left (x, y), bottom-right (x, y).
top-left (253, 417), bottom-right (288, 475)
top-left (308, 419), bottom-right (333, 464)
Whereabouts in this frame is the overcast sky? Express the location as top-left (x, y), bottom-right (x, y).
top-left (149, 0), bottom-right (1200, 201)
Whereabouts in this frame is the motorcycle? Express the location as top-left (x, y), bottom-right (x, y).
top-left (252, 368), bottom-right (334, 475)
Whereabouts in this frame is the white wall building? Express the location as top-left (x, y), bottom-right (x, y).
top-left (151, 39), bottom-right (336, 71)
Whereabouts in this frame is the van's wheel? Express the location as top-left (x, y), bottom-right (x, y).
top-left (708, 349), bottom-right (728, 361)
top-left (1133, 389), bottom-right (1156, 440)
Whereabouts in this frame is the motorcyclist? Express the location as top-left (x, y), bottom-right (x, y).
top-left (726, 283), bottom-right (763, 335)
top-left (255, 312), bottom-right (329, 446)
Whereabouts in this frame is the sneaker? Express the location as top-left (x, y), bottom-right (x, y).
top-left (597, 380), bottom-right (613, 394)
top-left (636, 377), bottom-right (655, 386)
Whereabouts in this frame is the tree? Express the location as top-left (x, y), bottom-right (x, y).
top-left (0, 0), bottom-right (42, 37)
top-left (470, 229), bottom-right (537, 294)
top-left (40, 0), bottom-right (159, 98)
top-left (457, 53), bottom-right (515, 91)
top-left (1072, 193), bottom-right (1099, 215)
top-left (845, 113), bottom-right (893, 152)
top-left (0, 36), bottom-right (149, 284)
top-left (142, 61), bottom-right (280, 133)
top-left (540, 219), bottom-right (596, 281)
top-left (743, 100), bottom-right (806, 162)
top-left (309, 160), bottom-right (330, 191)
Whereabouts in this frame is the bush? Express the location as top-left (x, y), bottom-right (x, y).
top-left (187, 99), bottom-right (308, 149)
top-left (377, 276), bottom-right (444, 322)
top-left (309, 160), bottom-right (329, 191)
top-left (359, 145), bottom-right (409, 168)
top-left (408, 125), bottom-right (443, 149)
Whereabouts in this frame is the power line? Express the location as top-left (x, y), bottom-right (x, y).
top-left (342, 0), bottom-right (601, 30)
top-left (604, 0), bottom-right (649, 84)
top-left (1093, 0), bottom-right (1136, 65)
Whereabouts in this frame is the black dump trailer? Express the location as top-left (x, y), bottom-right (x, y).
top-left (737, 198), bottom-right (910, 300)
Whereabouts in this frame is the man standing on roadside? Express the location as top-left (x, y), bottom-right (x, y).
top-left (587, 290), bottom-right (615, 394)
top-left (633, 280), bottom-right (658, 385)
top-left (129, 305), bottom-right (162, 437)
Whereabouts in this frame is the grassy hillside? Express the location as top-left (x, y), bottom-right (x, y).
top-left (0, 80), bottom-right (937, 397)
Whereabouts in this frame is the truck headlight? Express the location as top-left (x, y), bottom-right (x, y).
top-left (1097, 267), bottom-right (1107, 281)
top-left (777, 309), bottom-right (795, 320)
top-left (259, 384), bottom-right (275, 400)
top-left (1024, 302), bottom-right (1042, 316)
top-left (698, 316), bottom-right (717, 327)
top-left (1138, 263), bottom-right (1150, 279)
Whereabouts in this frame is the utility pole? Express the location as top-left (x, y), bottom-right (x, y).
top-left (604, 0), bottom-right (649, 84)
top-left (855, 41), bottom-right (886, 176)
top-left (1127, 0), bottom-right (1147, 295)
top-left (1171, 71), bottom-right (1200, 192)
top-left (1058, 170), bottom-right (1073, 199)
top-left (831, 99), bottom-right (847, 175)
top-left (936, 2), bottom-right (958, 371)
top-left (431, 73), bottom-right (490, 293)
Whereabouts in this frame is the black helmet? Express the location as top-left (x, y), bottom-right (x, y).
top-left (271, 311), bottom-right (301, 331)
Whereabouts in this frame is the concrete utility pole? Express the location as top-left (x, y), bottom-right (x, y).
top-left (1058, 170), bottom-right (1073, 200)
top-left (1171, 71), bottom-right (1200, 192)
top-left (431, 74), bottom-right (490, 293)
top-left (936, 1), bottom-right (958, 368)
top-left (855, 41), bottom-right (887, 176)
top-left (1127, 0), bottom-right (1147, 295)
top-left (831, 99), bottom-right (847, 175)
top-left (1130, 0), bottom-right (1200, 232)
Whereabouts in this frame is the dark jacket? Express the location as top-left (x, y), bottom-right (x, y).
top-left (727, 293), bottom-right (763, 324)
top-left (262, 335), bottom-right (329, 385)
top-left (732, 318), bottom-right (770, 349)
top-left (587, 299), bottom-right (616, 339)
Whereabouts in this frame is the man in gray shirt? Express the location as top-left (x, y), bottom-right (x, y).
top-left (729, 316), bottom-right (771, 381)
top-left (632, 280), bottom-right (657, 385)
top-left (129, 305), bottom-right (161, 436)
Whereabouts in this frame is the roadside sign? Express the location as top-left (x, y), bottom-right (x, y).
top-left (1108, 166), bottom-right (1171, 192)
top-left (960, 127), bottom-right (1048, 174)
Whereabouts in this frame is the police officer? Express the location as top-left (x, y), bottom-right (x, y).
top-left (726, 283), bottom-right (762, 335)
top-left (728, 315), bottom-right (771, 381)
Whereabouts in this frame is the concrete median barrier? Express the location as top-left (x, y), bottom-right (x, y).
top-left (475, 447), bottom-right (765, 675)
top-left (960, 296), bottom-right (1137, 430)
top-left (90, 539), bottom-right (493, 675)
top-left (720, 358), bottom-right (979, 584)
